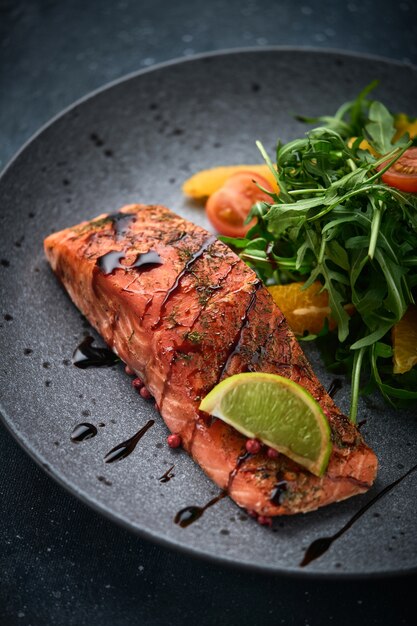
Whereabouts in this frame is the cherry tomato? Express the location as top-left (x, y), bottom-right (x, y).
top-left (205, 171), bottom-right (273, 238)
top-left (378, 147), bottom-right (417, 193)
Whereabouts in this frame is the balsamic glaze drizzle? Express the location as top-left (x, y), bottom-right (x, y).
top-left (160, 260), bottom-right (238, 421)
top-left (300, 462), bottom-right (417, 567)
top-left (327, 378), bottom-right (343, 399)
top-left (217, 280), bottom-right (262, 383)
top-left (174, 491), bottom-right (226, 528)
top-left (104, 420), bottom-right (155, 463)
top-left (159, 465), bottom-right (175, 483)
top-left (152, 235), bottom-right (217, 329)
top-left (70, 423), bottom-right (98, 443)
top-left (227, 451), bottom-right (251, 492)
top-left (73, 336), bottom-right (118, 369)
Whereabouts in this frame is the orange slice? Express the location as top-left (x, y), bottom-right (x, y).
top-left (392, 304), bottom-right (417, 374)
top-left (268, 281), bottom-right (338, 336)
top-left (182, 164), bottom-right (278, 199)
top-left (393, 114), bottom-right (417, 143)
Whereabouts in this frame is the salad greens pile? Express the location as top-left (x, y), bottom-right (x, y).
top-left (222, 83), bottom-right (417, 422)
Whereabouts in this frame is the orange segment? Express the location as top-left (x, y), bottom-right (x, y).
top-left (348, 137), bottom-right (379, 157)
top-left (268, 281), bottom-right (337, 336)
top-left (182, 164), bottom-right (278, 199)
top-left (393, 114), bottom-right (417, 143)
top-left (392, 304), bottom-right (417, 374)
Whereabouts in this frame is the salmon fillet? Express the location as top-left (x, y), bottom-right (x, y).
top-left (44, 204), bottom-right (378, 516)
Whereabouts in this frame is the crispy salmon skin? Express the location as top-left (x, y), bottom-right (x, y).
top-left (44, 204), bottom-right (377, 516)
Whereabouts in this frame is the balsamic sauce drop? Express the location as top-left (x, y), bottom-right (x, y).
top-left (71, 422), bottom-right (98, 443)
top-left (104, 419), bottom-right (155, 463)
top-left (159, 465), bottom-right (175, 483)
top-left (270, 480), bottom-right (288, 506)
top-left (129, 251), bottom-right (163, 270)
top-left (73, 336), bottom-right (119, 369)
top-left (97, 250), bottom-right (126, 274)
top-left (174, 491), bottom-right (226, 528)
top-left (97, 250), bottom-right (163, 276)
top-left (110, 212), bottom-right (137, 240)
top-left (300, 462), bottom-right (417, 567)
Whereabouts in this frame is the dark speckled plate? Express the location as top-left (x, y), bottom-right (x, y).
top-left (1, 48), bottom-right (416, 578)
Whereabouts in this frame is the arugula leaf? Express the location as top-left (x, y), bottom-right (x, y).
top-left (365, 101), bottom-right (397, 154)
top-left (295, 80), bottom-right (379, 138)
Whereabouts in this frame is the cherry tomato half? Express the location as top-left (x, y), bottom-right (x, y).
top-left (378, 147), bottom-right (417, 193)
top-left (205, 171), bottom-right (273, 238)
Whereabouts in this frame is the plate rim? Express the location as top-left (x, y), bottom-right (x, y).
top-left (1, 44), bottom-right (416, 181)
top-left (1, 46), bottom-right (417, 579)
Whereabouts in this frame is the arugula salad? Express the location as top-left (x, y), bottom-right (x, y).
top-left (220, 83), bottom-right (417, 422)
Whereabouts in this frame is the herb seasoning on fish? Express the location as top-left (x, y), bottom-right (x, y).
top-left (152, 235), bottom-right (217, 329)
top-left (217, 280), bottom-right (262, 382)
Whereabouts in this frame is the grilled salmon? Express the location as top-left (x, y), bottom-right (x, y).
top-left (44, 204), bottom-right (378, 516)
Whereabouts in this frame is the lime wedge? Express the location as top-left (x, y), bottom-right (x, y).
top-left (199, 373), bottom-right (332, 476)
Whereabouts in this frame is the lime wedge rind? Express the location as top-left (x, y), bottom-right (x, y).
top-left (199, 373), bottom-right (332, 477)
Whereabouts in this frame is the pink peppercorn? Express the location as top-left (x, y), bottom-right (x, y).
top-left (257, 515), bottom-right (272, 527)
top-left (139, 387), bottom-right (152, 400)
top-left (131, 377), bottom-right (143, 389)
top-left (125, 365), bottom-right (135, 376)
top-left (167, 433), bottom-right (182, 448)
top-left (267, 447), bottom-right (279, 459)
top-left (245, 438), bottom-right (261, 454)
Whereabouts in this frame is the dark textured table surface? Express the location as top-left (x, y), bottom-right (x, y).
top-left (1, 1), bottom-right (416, 624)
